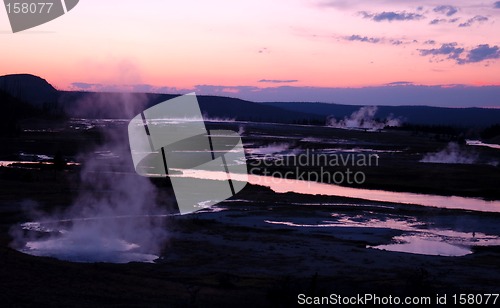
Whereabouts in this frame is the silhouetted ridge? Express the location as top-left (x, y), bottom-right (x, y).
top-left (0, 74), bottom-right (58, 106)
top-left (265, 102), bottom-right (500, 127)
top-left (57, 91), bottom-right (323, 123)
top-left (1, 74), bottom-right (498, 127)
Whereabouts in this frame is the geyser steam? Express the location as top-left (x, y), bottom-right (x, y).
top-left (11, 94), bottom-right (168, 263)
top-left (327, 106), bottom-right (402, 130)
top-left (420, 142), bottom-right (478, 164)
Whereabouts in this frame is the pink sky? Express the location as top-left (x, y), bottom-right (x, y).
top-left (1, 0), bottom-right (500, 104)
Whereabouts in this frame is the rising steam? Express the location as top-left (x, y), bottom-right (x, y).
top-left (327, 106), bottom-right (402, 131)
top-left (420, 142), bottom-right (478, 164)
top-left (11, 94), bottom-right (169, 263)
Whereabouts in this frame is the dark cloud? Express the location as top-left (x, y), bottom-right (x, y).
top-left (459, 15), bottom-right (488, 27)
top-left (390, 39), bottom-right (404, 45)
top-left (433, 5), bottom-right (458, 16)
top-left (419, 43), bottom-right (500, 64)
top-left (341, 35), bottom-right (410, 46)
top-left (258, 79), bottom-right (298, 83)
top-left (359, 11), bottom-right (425, 22)
top-left (71, 82), bottom-right (96, 90)
top-left (430, 17), bottom-right (460, 25)
top-left (131, 84), bottom-right (156, 92)
top-left (460, 44), bottom-right (500, 64)
top-left (343, 34), bottom-right (381, 43)
top-left (418, 43), bottom-right (464, 62)
top-left (258, 47), bottom-right (270, 54)
top-left (69, 82), bottom-right (181, 93)
top-left (430, 18), bottom-right (446, 25)
top-left (424, 40), bottom-right (436, 45)
top-left (69, 83), bottom-right (127, 92)
top-left (495, 1), bottom-right (500, 9)
top-left (386, 81), bottom-right (414, 86)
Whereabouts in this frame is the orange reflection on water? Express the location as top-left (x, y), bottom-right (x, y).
top-left (175, 169), bottom-right (500, 213)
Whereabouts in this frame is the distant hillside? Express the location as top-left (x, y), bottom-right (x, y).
top-left (197, 95), bottom-right (323, 123)
top-left (0, 89), bottom-right (40, 117)
top-left (58, 91), bottom-right (323, 123)
top-left (0, 89), bottom-right (40, 136)
top-left (0, 74), bottom-right (58, 106)
top-left (1, 73), bottom-right (499, 127)
top-left (0, 73), bottom-right (321, 123)
top-left (265, 102), bottom-right (500, 127)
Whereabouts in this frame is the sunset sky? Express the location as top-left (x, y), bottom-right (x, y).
top-left (1, 0), bottom-right (500, 106)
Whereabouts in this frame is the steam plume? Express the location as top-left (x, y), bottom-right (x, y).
top-left (11, 94), bottom-right (168, 263)
top-left (327, 106), bottom-right (402, 130)
top-left (420, 142), bottom-right (478, 164)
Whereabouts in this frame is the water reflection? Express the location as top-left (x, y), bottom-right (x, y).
top-left (264, 214), bottom-right (500, 257)
top-left (466, 140), bottom-right (500, 150)
top-left (369, 235), bottom-right (472, 257)
top-left (174, 169), bottom-right (500, 213)
top-left (22, 236), bottom-right (158, 263)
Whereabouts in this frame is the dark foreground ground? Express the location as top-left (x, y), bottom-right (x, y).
top-left (0, 120), bottom-right (499, 307)
top-left (1, 186), bottom-right (500, 307)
